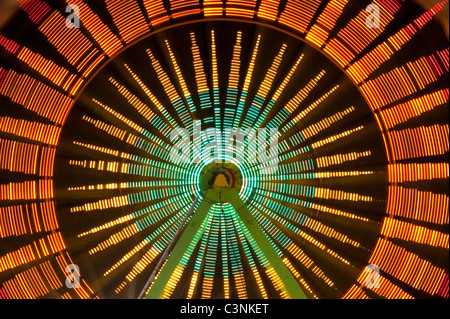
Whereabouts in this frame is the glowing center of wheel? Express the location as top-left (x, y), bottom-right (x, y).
top-left (199, 162), bottom-right (242, 201)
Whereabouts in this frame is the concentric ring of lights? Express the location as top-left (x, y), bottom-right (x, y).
top-left (52, 19), bottom-right (387, 299)
top-left (0, 0), bottom-right (447, 300)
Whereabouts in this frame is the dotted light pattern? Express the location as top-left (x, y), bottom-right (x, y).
top-left (0, 0), bottom-right (448, 299)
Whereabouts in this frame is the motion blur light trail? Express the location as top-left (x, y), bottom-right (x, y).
top-left (0, 0), bottom-right (448, 299)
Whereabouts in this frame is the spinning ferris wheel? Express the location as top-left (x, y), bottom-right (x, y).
top-left (0, 0), bottom-right (448, 300)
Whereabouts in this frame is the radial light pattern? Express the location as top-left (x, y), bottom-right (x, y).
top-left (0, 0), bottom-right (448, 299)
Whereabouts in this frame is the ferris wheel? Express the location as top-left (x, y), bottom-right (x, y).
top-left (0, 0), bottom-right (448, 300)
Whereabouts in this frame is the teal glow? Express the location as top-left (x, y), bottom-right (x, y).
top-left (125, 86), bottom-right (316, 276)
